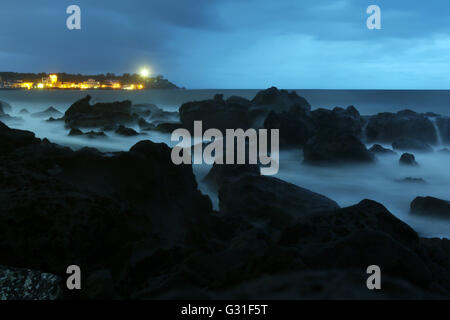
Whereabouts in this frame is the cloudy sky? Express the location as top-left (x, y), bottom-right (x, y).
top-left (1, 0), bottom-right (449, 89)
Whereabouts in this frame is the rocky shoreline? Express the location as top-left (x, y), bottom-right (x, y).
top-left (0, 88), bottom-right (449, 300)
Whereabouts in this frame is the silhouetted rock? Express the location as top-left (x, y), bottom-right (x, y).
top-left (68, 128), bottom-right (83, 136)
top-left (203, 163), bottom-right (260, 191)
top-left (392, 138), bottom-right (433, 152)
top-left (303, 130), bottom-right (374, 164)
top-left (64, 95), bottom-right (134, 128)
top-left (0, 121), bottom-right (39, 153)
top-left (366, 110), bottom-right (438, 144)
top-left (31, 107), bottom-right (63, 119)
top-left (219, 175), bottom-right (339, 231)
top-left (0, 100), bottom-right (12, 114)
top-left (399, 153), bottom-right (418, 166)
top-left (115, 125), bottom-right (139, 136)
top-left (154, 122), bottom-right (183, 133)
top-left (19, 108), bottom-right (29, 114)
top-left (311, 106), bottom-right (362, 137)
top-left (264, 107), bottom-right (317, 148)
top-left (369, 144), bottom-right (397, 155)
top-left (411, 196), bottom-right (450, 218)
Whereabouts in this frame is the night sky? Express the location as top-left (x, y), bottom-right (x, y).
top-left (1, 0), bottom-right (449, 89)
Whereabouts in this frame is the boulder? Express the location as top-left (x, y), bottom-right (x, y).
top-left (369, 144), bottom-right (397, 155)
top-left (365, 110), bottom-right (438, 144)
top-left (203, 163), bottom-right (260, 191)
top-left (399, 153), bottom-right (418, 166)
top-left (115, 125), bottom-right (139, 136)
top-left (303, 130), bottom-right (374, 165)
top-left (219, 175), bottom-right (339, 230)
top-left (411, 196), bottom-right (450, 218)
top-left (64, 95), bottom-right (134, 128)
top-left (311, 106), bottom-right (362, 137)
top-left (0, 121), bottom-right (40, 153)
top-left (392, 138), bottom-right (433, 152)
top-left (31, 107), bottom-right (63, 119)
top-left (264, 106), bottom-right (317, 148)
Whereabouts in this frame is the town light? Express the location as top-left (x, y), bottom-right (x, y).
top-left (139, 68), bottom-right (150, 78)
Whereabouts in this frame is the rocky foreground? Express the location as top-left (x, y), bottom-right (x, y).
top-left (0, 88), bottom-right (449, 300)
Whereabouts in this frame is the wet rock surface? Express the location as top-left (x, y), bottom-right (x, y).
top-left (0, 265), bottom-right (62, 300)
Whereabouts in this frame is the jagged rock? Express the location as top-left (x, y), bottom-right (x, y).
top-left (303, 130), bottom-right (374, 164)
top-left (311, 106), bottom-right (362, 137)
top-left (366, 110), bottom-right (438, 144)
top-left (154, 122), bottom-right (182, 133)
top-left (399, 153), bottom-right (418, 166)
top-left (68, 128), bottom-right (83, 136)
top-left (264, 107), bottom-right (317, 148)
top-left (203, 163), bottom-right (260, 191)
top-left (115, 125), bottom-right (139, 136)
top-left (219, 175), bottom-right (339, 231)
top-left (411, 196), bottom-right (450, 218)
top-left (0, 265), bottom-right (62, 300)
top-left (0, 121), bottom-right (40, 153)
top-left (369, 144), bottom-right (397, 155)
top-left (31, 107), bottom-right (63, 119)
top-left (64, 95), bottom-right (134, 128)
top-left (392, 138), bottom-right (433, 152)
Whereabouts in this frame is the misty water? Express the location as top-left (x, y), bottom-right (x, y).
top-left (1, 89), bottom-right (450, 238)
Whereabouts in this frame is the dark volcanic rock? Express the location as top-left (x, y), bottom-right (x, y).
top-left (0, 100), bottom-right (12, 114)
top-left (115, 125), bottom-right (139, 136)
top-left (137, 118), bottom-right (156, 131)
top-left (411, 197), bottom-right (450, 218)
top-left (303, 130), bottom-right (374, 165)
top-left (399, 153), bottom-right (418, 166)
top-left (0, 265), bottom-right (62, 300)
top-left (180, 94), bottom-right (251, 132)
top-left (392, 138), bottom-right (433, 152)
top-left (365, 110), bottom-right (438, 144)
top-left (68, 128), bottom-right (83, 136)
top-left (219, 175), bottom-right (339, 230)
top-left (31, 107), bottom-right (63, 119)
top-left (0, 121), bottom-right (40, 153)
top-left (369, 144), bottom-right (397, 155)
top-left (203, 163), bottom-right (260, 191)
top-left (264, 107), bottom-right (317, 148)
top-left (311, 106), bottom-right (362, 137)
top-left (64, 95), bottom-right (134, 128)
top-left (179, 87), bottom-right (312, 133)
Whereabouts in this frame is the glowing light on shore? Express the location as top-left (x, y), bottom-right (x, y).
top-left (139, 68), bottom-right (150, 78)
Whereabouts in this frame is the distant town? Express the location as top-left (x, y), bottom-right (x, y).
top-left (0, 71), bottom-right (179, 90)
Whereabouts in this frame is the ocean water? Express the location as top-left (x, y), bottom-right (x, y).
top-left (1, 89), bottom-right (450, 238)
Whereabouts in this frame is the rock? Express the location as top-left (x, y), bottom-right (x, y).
top-left (311, 106), bottom-right (362, 137)
top-left (0, 100), bottom-right (12, 114)
top-left (392, 138), bottom-right (433, 152)
top-left (64, 95), bottom-right (134, 128)
top-left (264, 107), bottom-right (317, 148)
top-left (219, 175), bottom-right (339, 231)
top-left (369, 144), bottom-right (397, 155)
top-left (115, 125), bottom-right (139, 136)
top-left (132, 104), bottom-right (178, 123)
top-left (439, 148), bottom-right (450, 154)
top-left (137, 118), bottom-right (156, 131)
top-left (0, 265), bottom-right (62, 300)
top-left (411, 196), bottom-right (450, 218)
top-left (251, 87), bottom-right (310, 112)
top-left (68, 128), bottom-right (83, 136)
top-left (31, 107), bottom-right (63, 119)
top-left (303, 130), bottom-right (374, 165)
top-left (203, 163), bottom-right (260, 191)
top-left (365, 110), bottom-right (438, 144)
top-left (180, 95), bottom-right (251, 132)
top-left (0, 123), bottom-right (213, 298)
top-left (19, 108), bottom-right (29, 114)
top-left (399, 153), bottom-right (418, 166)
top-left (0, 121), bottom-right (40, 153)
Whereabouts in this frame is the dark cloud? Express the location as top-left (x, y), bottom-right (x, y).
top-left (0, 0), bottom-right (449, 88)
